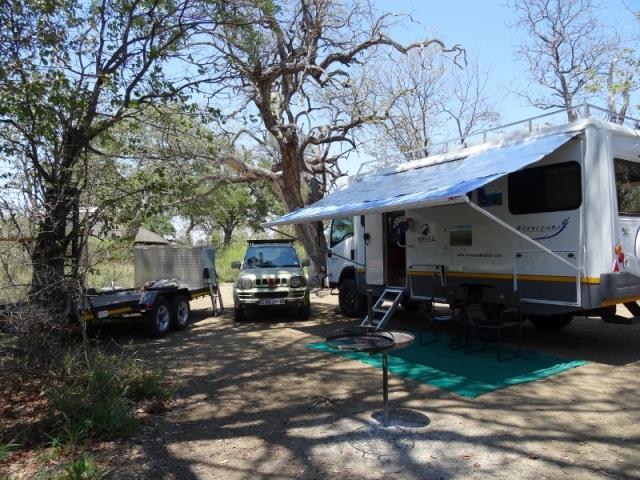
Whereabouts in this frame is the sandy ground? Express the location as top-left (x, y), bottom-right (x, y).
top-left (102, 285), bottom-right (640, 480)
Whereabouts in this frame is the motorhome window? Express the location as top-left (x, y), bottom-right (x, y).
top-left (330, 217), bottom-right (354, 247)
top-left (508, 161), bottom-right (581, 214)
top-left (614, 158), bottom-right (640, 216)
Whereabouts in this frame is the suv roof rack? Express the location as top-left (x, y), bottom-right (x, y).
top-left (247, 239), bottom-right (295, 245)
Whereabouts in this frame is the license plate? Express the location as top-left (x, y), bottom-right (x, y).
top-left (258, 298), bottom-right (286, 305)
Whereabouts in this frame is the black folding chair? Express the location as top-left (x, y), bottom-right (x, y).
top-left (419, 285), bottom-right (467, 349)
top-left (465, 289), bottom-right (524, 362)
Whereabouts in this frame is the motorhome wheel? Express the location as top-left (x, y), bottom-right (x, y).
top-left (338, 278), bottom-right (366, 317)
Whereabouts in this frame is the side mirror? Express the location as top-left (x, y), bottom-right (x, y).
top-left (301, 258), bottom-right (310, 267)
top-left (231, 261), bottom-right (241, 269)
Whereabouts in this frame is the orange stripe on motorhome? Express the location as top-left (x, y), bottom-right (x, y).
top-left (409, 270), bottom-right (600, 284)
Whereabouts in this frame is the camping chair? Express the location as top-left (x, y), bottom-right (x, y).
top-left (465, 289), bottom-right (524, 362)
top-left (419, 285), bottom-right (467, 349)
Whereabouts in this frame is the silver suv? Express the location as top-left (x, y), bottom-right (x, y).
top-left (232, 240), bottom-right (310, 321)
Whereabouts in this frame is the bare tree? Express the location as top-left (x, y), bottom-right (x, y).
top-left (605, 50), bottom-right (636, 123)
top-left (193, 0), bottom-right (463, 283)
top-left (510, 0), bottom-right (618, 121)
top-left (364, 51), bottom-right (498, 162)
top-left (441, 56), bottom-right (501, 145)
top-left (366, 47), bottom-right (448, 160)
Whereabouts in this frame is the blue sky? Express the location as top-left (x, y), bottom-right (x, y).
top-left (373, 0), bottom-right (639, 122)
top-left (335, 0), bottom-right (640, 176)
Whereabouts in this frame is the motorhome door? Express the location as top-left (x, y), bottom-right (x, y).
top-left (385, 211), bottom-right (407, 288)
top-left (613, 157), bottom-right (640, 276)
top-left (364, 214), bottom-right (384, 285)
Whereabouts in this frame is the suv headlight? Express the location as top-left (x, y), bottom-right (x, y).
top-left (237, 277), bottom-right (253, 290)
top-left (290, 276), bottom-right (305, 288)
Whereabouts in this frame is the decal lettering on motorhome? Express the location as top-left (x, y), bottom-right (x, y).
top-left (417, 223), bottom-right (436, 244)
top-left (516, 217), bottom-right (570, 240)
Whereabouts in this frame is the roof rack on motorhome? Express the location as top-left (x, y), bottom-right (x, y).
top-left (354, 103), bottom-right (640, 181)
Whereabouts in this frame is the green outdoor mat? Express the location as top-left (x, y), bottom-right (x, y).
top-left (307, 335), bottom-right (587, 398)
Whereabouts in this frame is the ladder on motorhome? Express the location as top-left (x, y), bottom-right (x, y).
top-left (360, 288), bottom-right (404, 330)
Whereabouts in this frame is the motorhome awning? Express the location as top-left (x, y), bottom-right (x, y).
top-left (264, 131), bottom-right (577, 226)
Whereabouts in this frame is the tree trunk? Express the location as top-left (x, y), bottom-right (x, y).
top-left (293, 221), bottom-right (327, 287)
top-left (30, 179), bottom-right (82, 317)
top-left (277, 147), bottom-right (327, 287)
top-left (30, 137), bottom-right (86, 320)
top-left (222, 226), bottom-right (234, 247)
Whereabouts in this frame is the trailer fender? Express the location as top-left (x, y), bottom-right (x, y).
top-left (140, 290), bottom-right (160, 310)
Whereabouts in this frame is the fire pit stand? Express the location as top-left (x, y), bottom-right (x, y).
top-left (326, 326), bottom-right (415, 427)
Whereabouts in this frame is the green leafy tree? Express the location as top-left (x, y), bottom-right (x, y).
top-left (0, 0), bottom-right (211, 312)
top-left (181, 181), bottom-right (280, 247)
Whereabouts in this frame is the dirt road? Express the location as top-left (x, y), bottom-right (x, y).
top-left (107, 285), bottom-right (640, 479)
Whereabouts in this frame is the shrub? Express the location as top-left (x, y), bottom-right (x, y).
top-left (55, 451), bottom-right (103, 480)
top-left (0, 439), bottom-right (20, 465)
top-left (49, 357), bottom-right (138, 442)
top-left (48, 349), bottom-right (169, 444)
top-left (216, 240), bottom-right (248, 283)
top-left (120, 359), bottom-right (169, 402)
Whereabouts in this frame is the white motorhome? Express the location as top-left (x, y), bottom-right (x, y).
top-left (267, 107), bottom-right (640, 330)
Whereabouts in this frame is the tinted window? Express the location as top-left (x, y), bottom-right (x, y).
top-left (508, 161), bottom-right (582, 214)
top-left (330, 217), bottom-right (354, 247)
top-left (614, 158), bottom-right (640, 216)
top-left (243, 246), bottom-right (300, 268)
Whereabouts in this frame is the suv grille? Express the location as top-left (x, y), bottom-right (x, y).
top-left (254, 291), bottom-right (289, 299)
top-left (255, 278), bottom-right (287, 286)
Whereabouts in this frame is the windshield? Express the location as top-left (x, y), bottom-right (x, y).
top-left (243, 246), bottom-right (300, 268)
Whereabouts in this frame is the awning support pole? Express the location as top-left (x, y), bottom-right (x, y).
top-left (465, 199), bottom-right (581, 272)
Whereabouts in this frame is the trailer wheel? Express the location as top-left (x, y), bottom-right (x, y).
top-left (144, 297), bottom-right (171, 337)
top-left (529, 314), bottom-right (573, 331)
top-left (170, 295), bottom-right (190, 330)
top-left (338, 278), bottom-right (366, 317)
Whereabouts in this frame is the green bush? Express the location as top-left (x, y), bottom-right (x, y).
top-left (0, 439), bottom-right (20, 465)
top-left (120, 359), bottom-right (169, 402)
top-left (216, 241), bottom-right (248, 283)
top-left (49, 356), bottom-right (138, 442)
top-left (55, 451), bottom-right (102, 480)
top-left (48, 350), bottom-right (169, 444)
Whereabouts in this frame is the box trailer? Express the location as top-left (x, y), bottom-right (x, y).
top-left (78, 245), bottom-right (222, 336)
top-left (266, 106), bottom-right (640, 330)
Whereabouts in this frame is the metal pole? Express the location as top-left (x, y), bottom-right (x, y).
top-left (367, 290), bottom-right (373, 327)
top-left (382, 352), bottom-right (389, 427)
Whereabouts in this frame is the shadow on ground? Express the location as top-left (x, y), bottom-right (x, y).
top-left (96, 292), bottom-right (640, 479)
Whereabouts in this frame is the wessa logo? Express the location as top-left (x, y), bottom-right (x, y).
top-left (417, 223), bottom-right (436, 244)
